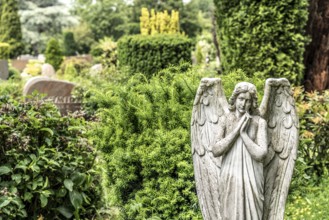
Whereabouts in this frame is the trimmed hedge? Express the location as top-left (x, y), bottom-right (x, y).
top-left (117, 34), bottom-right (192, 76)
top-left (214, 0), bottom-right (309, 84)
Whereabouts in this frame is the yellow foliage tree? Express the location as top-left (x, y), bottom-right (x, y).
top-left (140, 8), bottom-right (150, 35)
top-left (140, 8), bottom-right (180, 35)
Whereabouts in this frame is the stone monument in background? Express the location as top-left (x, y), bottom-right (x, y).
top-left (41, 63), bottom-right (56, 78)
top-left (0, 59), bottom-right (9, 80)
top-left (191, 78), bottom-right (299, 220)
top-left (23, 76), bottom-right (81, 115)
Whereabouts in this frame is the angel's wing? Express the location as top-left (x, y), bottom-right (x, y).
top-left (191, 78), bottom-right (229, 220)
top-left (259, 78), bottom-right (299, 220)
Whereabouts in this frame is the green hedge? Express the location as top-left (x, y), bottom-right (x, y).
top-left (0, 42), bottom-right (10, 59)
top-left (214, 0), bottom-right (309, 84)
top-left (0, 97), bottom-right (100, 219)
top-left (117, 34), bottom-right (192, 76)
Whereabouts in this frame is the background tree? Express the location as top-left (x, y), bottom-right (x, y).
top-left (304, 0), bottom-right (329, 91)
top-left (0, 0), bottom-right (23, 58)
top-left (45, 38), bottom-right (63, 70)
top-left (73, 0), bottom-right (128, 41)
top-left (18, 0), bottom-right (78, 54)
top-left (63, 31), bottom-right (78, 56)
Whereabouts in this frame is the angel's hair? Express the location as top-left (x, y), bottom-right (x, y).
top-left (228, 82), bottom-right (260, 115)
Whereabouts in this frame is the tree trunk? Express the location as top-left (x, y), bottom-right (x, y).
top-left (304, 0), bottom-right (329, 91)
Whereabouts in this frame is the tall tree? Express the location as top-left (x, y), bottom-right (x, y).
top-left (0, 0), bottom-right (23, 58)
top-left (304, 0), bottom-right (329, 91)
top-left (18, 0), bottom-right (78, 54)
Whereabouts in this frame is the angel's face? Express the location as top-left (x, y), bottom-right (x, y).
top-left (235, 92), bottom-right (252, 114)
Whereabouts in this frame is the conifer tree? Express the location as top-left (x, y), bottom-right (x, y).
top-left (0, 0), bottom-right (23, 58)
top-left (63, 31), bottom-right (78, 56)
top-left (45, 38), bottom-right (63, 70)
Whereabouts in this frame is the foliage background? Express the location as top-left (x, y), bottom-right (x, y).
top-left (214, 0), bottom-right (309, 84)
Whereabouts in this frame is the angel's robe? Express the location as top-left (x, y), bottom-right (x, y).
top-left (217, 113), bottom-right (266, 220)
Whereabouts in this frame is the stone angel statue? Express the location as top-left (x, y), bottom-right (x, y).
top-left (191, 78), bottom-right (298, 220)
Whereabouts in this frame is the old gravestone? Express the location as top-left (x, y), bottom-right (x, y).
top-left (0, 59), bottom-right (9, 80)
top-left (23, 76), bottom-right (81, 115)
top-left (41, 63), bottom-right (56, 78)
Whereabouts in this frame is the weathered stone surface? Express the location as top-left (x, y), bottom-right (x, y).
top-left (0, 59), bottom-right (9, 80)
top-left (191, 78), bottom-right (299, 220)
top-left (41, 63), bottom-right (56, 78)
top-left (23, 77), bottom-right (81, 115)
top-left (23, 76), bottom-right (75, 97)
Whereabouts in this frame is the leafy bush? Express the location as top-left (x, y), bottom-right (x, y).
top-left (0, 42), bottom-right (10, 59)
top-left (8, 65), bottom-right (21, 81)
top-left (0, 97), bottom-right (100, 219)
top-left (45, 38), bottom-right (63, 70)
top-left (293, 88), bottom-right (329, 178)
top-left (0, 80), bottom-right (22, 99)
top-left (214, 0), bottom-right (309, 84)
top-left (22, 59), bottom-right (43, 76)
top-left (91, 37), bottom-right (117, 67)
top-left (117, 34), bottom-right (192, 76)
top-left (58, 57), bottom-right (91, 78)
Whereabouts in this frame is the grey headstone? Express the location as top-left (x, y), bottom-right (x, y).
top-left (0, 59), bottom-right (9, 80)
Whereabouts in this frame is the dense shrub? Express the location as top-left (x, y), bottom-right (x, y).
top-left (91, 37), bottom-right (117, 67)
top-left (8, 65), bottom-right (21, 81)
top-left (0, 42), bottom-right (10, 59)
top-left (45, 38), bottom-right (63, 70)
top-left (87, 64), bottom-right (203, 219)
top-left (214, 0), bottom-right (309, 84)
top-left (0, 80), bottom-right (22, 98)
top-left (57, 57), bottom-right (91, 78)
top-left (22, 59), bottom-right (43, 76)
top-left (0, 97), bottom-right (100, 219)
top-left (294, 88), bottom-right (329, 178)
top-left (117, 34), bottom-right (192, 76)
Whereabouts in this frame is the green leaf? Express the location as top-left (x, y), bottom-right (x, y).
top-left (40, 194), bottom-right (48, 207)
top-left (69, 190), bottom-right (83, 210)
top-left (64, 179), bottom-right (74, 192)
top-left (12, 174), bottom-right (22, 184)
top-left (71, 172), bottom-right (86, 186)
top-left (40, 127), bottom-right (54, 136)
top-left (57, 206), bottom-right (74, 219)
top-left (23, 192), bottom-right (33, 201)
top-left (0, 199), bottom-right (10, 209)
top-left (0, 165), bottom-right (11, 175)
top-left (57, 188), bottom-right (67, 197)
